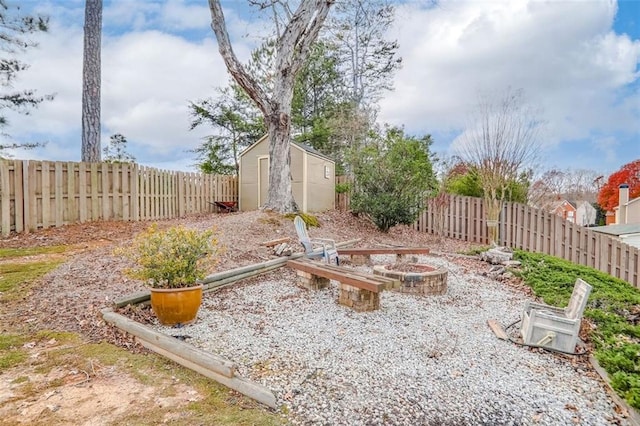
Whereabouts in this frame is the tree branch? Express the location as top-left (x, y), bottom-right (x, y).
top-left (208, 0), bottom-right (270, 114)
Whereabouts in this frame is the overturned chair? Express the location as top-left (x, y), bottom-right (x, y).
top-left (520, 278), bottom-right (592, 353)
top-left (294, 215), bottom-right (339, 265)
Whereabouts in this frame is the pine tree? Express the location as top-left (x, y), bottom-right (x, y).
top-left (0, 0), bottom-right (54, 155)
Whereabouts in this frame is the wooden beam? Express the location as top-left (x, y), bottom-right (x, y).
top-left (102, 308), bottom-right (277, 408)
top-left (338, 247), bottom-right (430, 256)
top-left (287, 259), bottom-right (385, 293)
top-left (102, 309), bottom-right (236, 378)
top-left (260, 237), bottom-right (291, 247)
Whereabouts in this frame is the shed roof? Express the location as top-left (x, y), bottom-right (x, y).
top-left (591, 223), bottom-right (640, 237)
top-left (240, 135), bottom-right (334, 163)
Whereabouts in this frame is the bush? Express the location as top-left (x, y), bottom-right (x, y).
top-left (514, 250), bottom-right (640, 408)
top-left (117, 224), bottom-right (220, 288)
top-left (350, 126), bottom-right (436, 232)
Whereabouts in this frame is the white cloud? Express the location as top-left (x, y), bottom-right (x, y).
top-left (379, 0), bottom-right (640, 167)
top-left (5, 2), bottom-right (260, 169)
top-left (5, 0), bottom-right (638, 174)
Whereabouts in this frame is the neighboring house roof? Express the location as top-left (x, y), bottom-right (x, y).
top-left (240, 135), bottom-right (334, 162)
top-left (591, 223), bottom-right (640, 237)
top-left (550, 199), bottom-right (577, 212)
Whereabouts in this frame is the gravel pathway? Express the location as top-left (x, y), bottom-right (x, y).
top-left (154, 255), bottom-right (627, 426)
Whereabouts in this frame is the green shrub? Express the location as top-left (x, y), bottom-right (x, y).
top-left (117, 224), bottom-right (220, 288)
top-left (335, 182), bottom-right (351, 194)
top-left (514, 250), bottom-right (640, 408)
top-left (350, 127), bottom-right (436, 232)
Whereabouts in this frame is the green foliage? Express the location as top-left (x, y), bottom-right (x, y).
top-left (350, 126), bottom-right (436, 232)
top-left (514, 250), bottom-right (640, 408)
top-left (285, 213), bottom-right (319, 228)
top-left (189, 82), bottom-right (265, 175)
top-left (335, 182), bottom-right (351, 194)
top-left (103, 133), bottom-right (136, 163)
top-left (117, 225), bottom-right (220, 289)
top-left (445, 164), bottom-right (529, 203)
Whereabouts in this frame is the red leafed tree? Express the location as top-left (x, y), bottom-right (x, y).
top-left (597, 159), bottom-right (640, 211)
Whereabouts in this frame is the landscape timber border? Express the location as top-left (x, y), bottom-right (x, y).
top-left (103, 238), bottom-right (360, 408)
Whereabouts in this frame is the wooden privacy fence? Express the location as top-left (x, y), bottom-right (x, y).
top-left (0, 160), bottom-right (237, 236)
top-left (413, 195), bottom-right (639, 288)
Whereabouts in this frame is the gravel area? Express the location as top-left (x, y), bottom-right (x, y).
top-left (153, 254), bottom-right (627, 426)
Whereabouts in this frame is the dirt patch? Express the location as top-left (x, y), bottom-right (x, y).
top-left (0, 338), bottom-right (202, 426)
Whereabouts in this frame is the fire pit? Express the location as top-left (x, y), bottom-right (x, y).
top-left (373, 262), bottom-right (448, 296)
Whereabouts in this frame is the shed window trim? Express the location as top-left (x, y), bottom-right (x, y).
top-left (324, 165), bottom-right (330, 179)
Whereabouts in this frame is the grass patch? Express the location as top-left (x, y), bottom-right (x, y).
top-left (284, 212), bottom-right (319, 228)
top-left (0, 260), bottom-right (63, 296)
top-left (0, 245), bottom-right (68, 297)
top-left (0, 245), bottom-right (68, 259)
top-left (0, 333), bottom-right (27, 370)
top-left (514, 250), bottom-right (640, 409)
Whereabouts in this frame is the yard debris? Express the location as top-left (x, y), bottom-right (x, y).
top-left (260, 237), bottom-right (291, 247)
top-left (479, 246), bottom-right (522, 282)
top-left (480, 246), bottom-right (514, 264)
top-left (271, 242), bottom-right (293, 256)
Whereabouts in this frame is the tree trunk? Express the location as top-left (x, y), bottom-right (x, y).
top-left (207, 0), bottom-right (333, 213)
top-left (81, 0), bottom-right (102, 162)
top-left (265, 109), bottom-right (297, 212)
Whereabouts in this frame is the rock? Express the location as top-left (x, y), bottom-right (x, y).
top-left (481, 249), bottom-right (513, 264)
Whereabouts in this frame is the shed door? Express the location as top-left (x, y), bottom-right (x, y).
top-left (258, 157), bottom-right (269, 208)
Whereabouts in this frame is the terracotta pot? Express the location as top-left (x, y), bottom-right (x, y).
top-left (149, 284), bottom-right (203, 326)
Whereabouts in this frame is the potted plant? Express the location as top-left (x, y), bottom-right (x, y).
top-left (118, 224), bottom-right (219, 326)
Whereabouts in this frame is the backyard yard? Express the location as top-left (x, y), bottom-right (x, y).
top-left (0, 210), bottom-right (635, 425)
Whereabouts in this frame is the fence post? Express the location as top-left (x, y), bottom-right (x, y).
top-left (0, 160), bottom-right (11, 236)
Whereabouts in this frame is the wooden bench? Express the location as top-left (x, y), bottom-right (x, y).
top-left (337, 247), bottom-right (431, 265)
top-left (287, 259), bottom-right (399, 312)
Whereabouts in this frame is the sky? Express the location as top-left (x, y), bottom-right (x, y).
top-left (4, 0), bottom-right (640, 176)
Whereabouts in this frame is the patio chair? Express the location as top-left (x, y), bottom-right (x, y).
top-left (294, 215), bottom-right (339, 265)
top-left (520, 278), bottom-right (592, 353)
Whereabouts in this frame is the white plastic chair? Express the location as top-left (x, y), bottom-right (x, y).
top-left (294, 215), bottom-right (339, 265)
top-left (520, 278), bottom-right (592, 353)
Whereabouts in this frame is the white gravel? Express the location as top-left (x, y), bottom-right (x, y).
top-left (154, 255), bottom-right (627, 425)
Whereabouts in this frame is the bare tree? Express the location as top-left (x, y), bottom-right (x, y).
top-left (456, 88), bottom-right (544, 245)
top-left (529, 168), bottom-right (601, 210)
top-left (81, 0), bottom-right (102, 162)
top-left (208, 0), bottom-right (334, 212)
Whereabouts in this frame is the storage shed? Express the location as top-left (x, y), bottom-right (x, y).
top-left (238, 135), bottom-right (335, 212)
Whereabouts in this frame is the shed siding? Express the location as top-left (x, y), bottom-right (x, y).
top-left (239, 137), bottom-right (269, 211)
top-left (239, 137), bottom-right (335, 212)
top-left (306, 154), bottom-right (334, 212)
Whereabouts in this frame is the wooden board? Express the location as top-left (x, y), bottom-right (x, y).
top-left (287, 259), bottom-right (385, 293)
top-left (338, 247), bottom-right (431, 256)
top-left (319, 262), bottom-right (400, 289)
top-left (487, 319), bottom-right (508, 340)
top-left (260, 237), bottom-right (291, 247)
